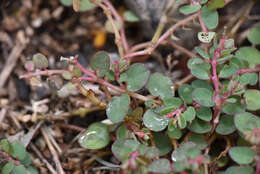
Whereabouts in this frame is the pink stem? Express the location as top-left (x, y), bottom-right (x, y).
top-left (237, 67), bottom-right (260, 75)
top-left (19, 70), bottom-right (66, 79)
top-left (80, 76), bottom-right (125, 93)
top-left (74, 61), bottom-right (96, 78)
top-left (102, 0), bottom-right (129, 51)
top-left (198, 11), bottom-right (208, 32)
top-left (124, 13), bottom-right (199, 59)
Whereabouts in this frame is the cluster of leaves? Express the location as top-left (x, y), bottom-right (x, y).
top-left (0, 139), bottom-right (38, 174)
top-left (21, 0), bottom-right (260, 173)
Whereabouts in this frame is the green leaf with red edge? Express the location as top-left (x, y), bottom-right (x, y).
top-left (235, 112), bottom-right (260, 134)
top-left (111, 139), bottom-right (140, 161)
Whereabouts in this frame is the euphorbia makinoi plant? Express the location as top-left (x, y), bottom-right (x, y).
top-left (19, 0), bottom-right (260, 173)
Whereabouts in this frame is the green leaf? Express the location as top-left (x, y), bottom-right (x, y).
top-left (62, 71), bottom-right (72, 80)
top-left (219, 64), bottom-right (238, 78)
top-left (144, 146), bottom-right (160, 159)
top-left (153, 132), bottom-right (172, 156)
top-left (179, 4), bottom-right (201, 15)
top-left (229, 147), bottom-right (255, 164)
top-left (196, 107), bottom-right (212, 121)
top-left (192, 88), bottom-right (214, 107)
top-left (244, 90), bottom-right (260, 111)
top-left (178, 84), bottom-right (194, 104)
top-left (195, 47), bottom-right (210, 60)
top-left (78, 122), bottom-right (110, 150)
top-left (11, 165), bottom-right (26, 174)
top-left (148, 159), bottom-right (172, 174)
top-left (188, 118), bottom-right (212, 133)
top-left (168, 120), bottom-right (182, 139)
top-left (143, 109), bottom-right (169, 132)
top-left (216, 115), bottom-right (236, 135)
top-left (200, 0), bottom-right (208, 4)
top-left (248, 26), bottom-right (260, 45)
top-left (32, 53), bottom-right (48, 69)
top-left (57, 82), bottom-right (76, 98)
top-left (111, 139), bottom-right (140, 161)
top-left (106, 94), bottom-right (130, 123)
top-left (207, 0), bottom-right (226, 10)
top-left (198, 32), bottom-right (216, 43)
top-left (11, 141), bottom-right (26, 160)
top-left (239, 73), bottom-right (258, 85)
top-left (116, 124), bottom-right (131, 140)
top-left (72, 66), bottom-right (82, 77)
top-left (182, 107), bottom-right (196, 122)
top-left (159, 97), bottom-right (183, 115)
top-left (178, 116), bottom-right (187, 129)
top-left (90, 51), bottom-right (110, 77)
top-left (0, 139), bottom-right (11, 153)
top-left (171, 142), bottom-right (198, 162)
top-left (20, 153), bottom-right (31, 166)
top-left (1, 162), bottom-right (14, 174)
top-left (201, 6), bottom-right (219, 29)
top-left (123, 10), bottom-right (139, 22)
top-left (189, 134), bottom-right (207, 150)
top-left (235, 112), bottom-right (260, 134)
top-left (147, 73), bottom-right (173, 99)
top-left (119, 63), bottom-right (150, 92)
top-left (60, 0), bottom-right (73, 6)
top-left (105, 20), bottom-right (122, 33)
top-left (235, 47), bottom-right (260, 66)
top-left (224, 39), bottom-right (235, 49)
top-left (190, 63), bottom-right (211, 80)
top-left (192, 80), bottom-right (213, 91)
top-left (26, 166), bottom-right (38, 174)
top-left (222, 97), bottom-right (245, 115)
top-left (73, 0), bottom-right (97, 12)
top-left (225, 166), bottom-right (254, 174)
top-left (188, 58), bottom-right (211, 80)
top-left (188, 57), bottom-right (204, 68)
